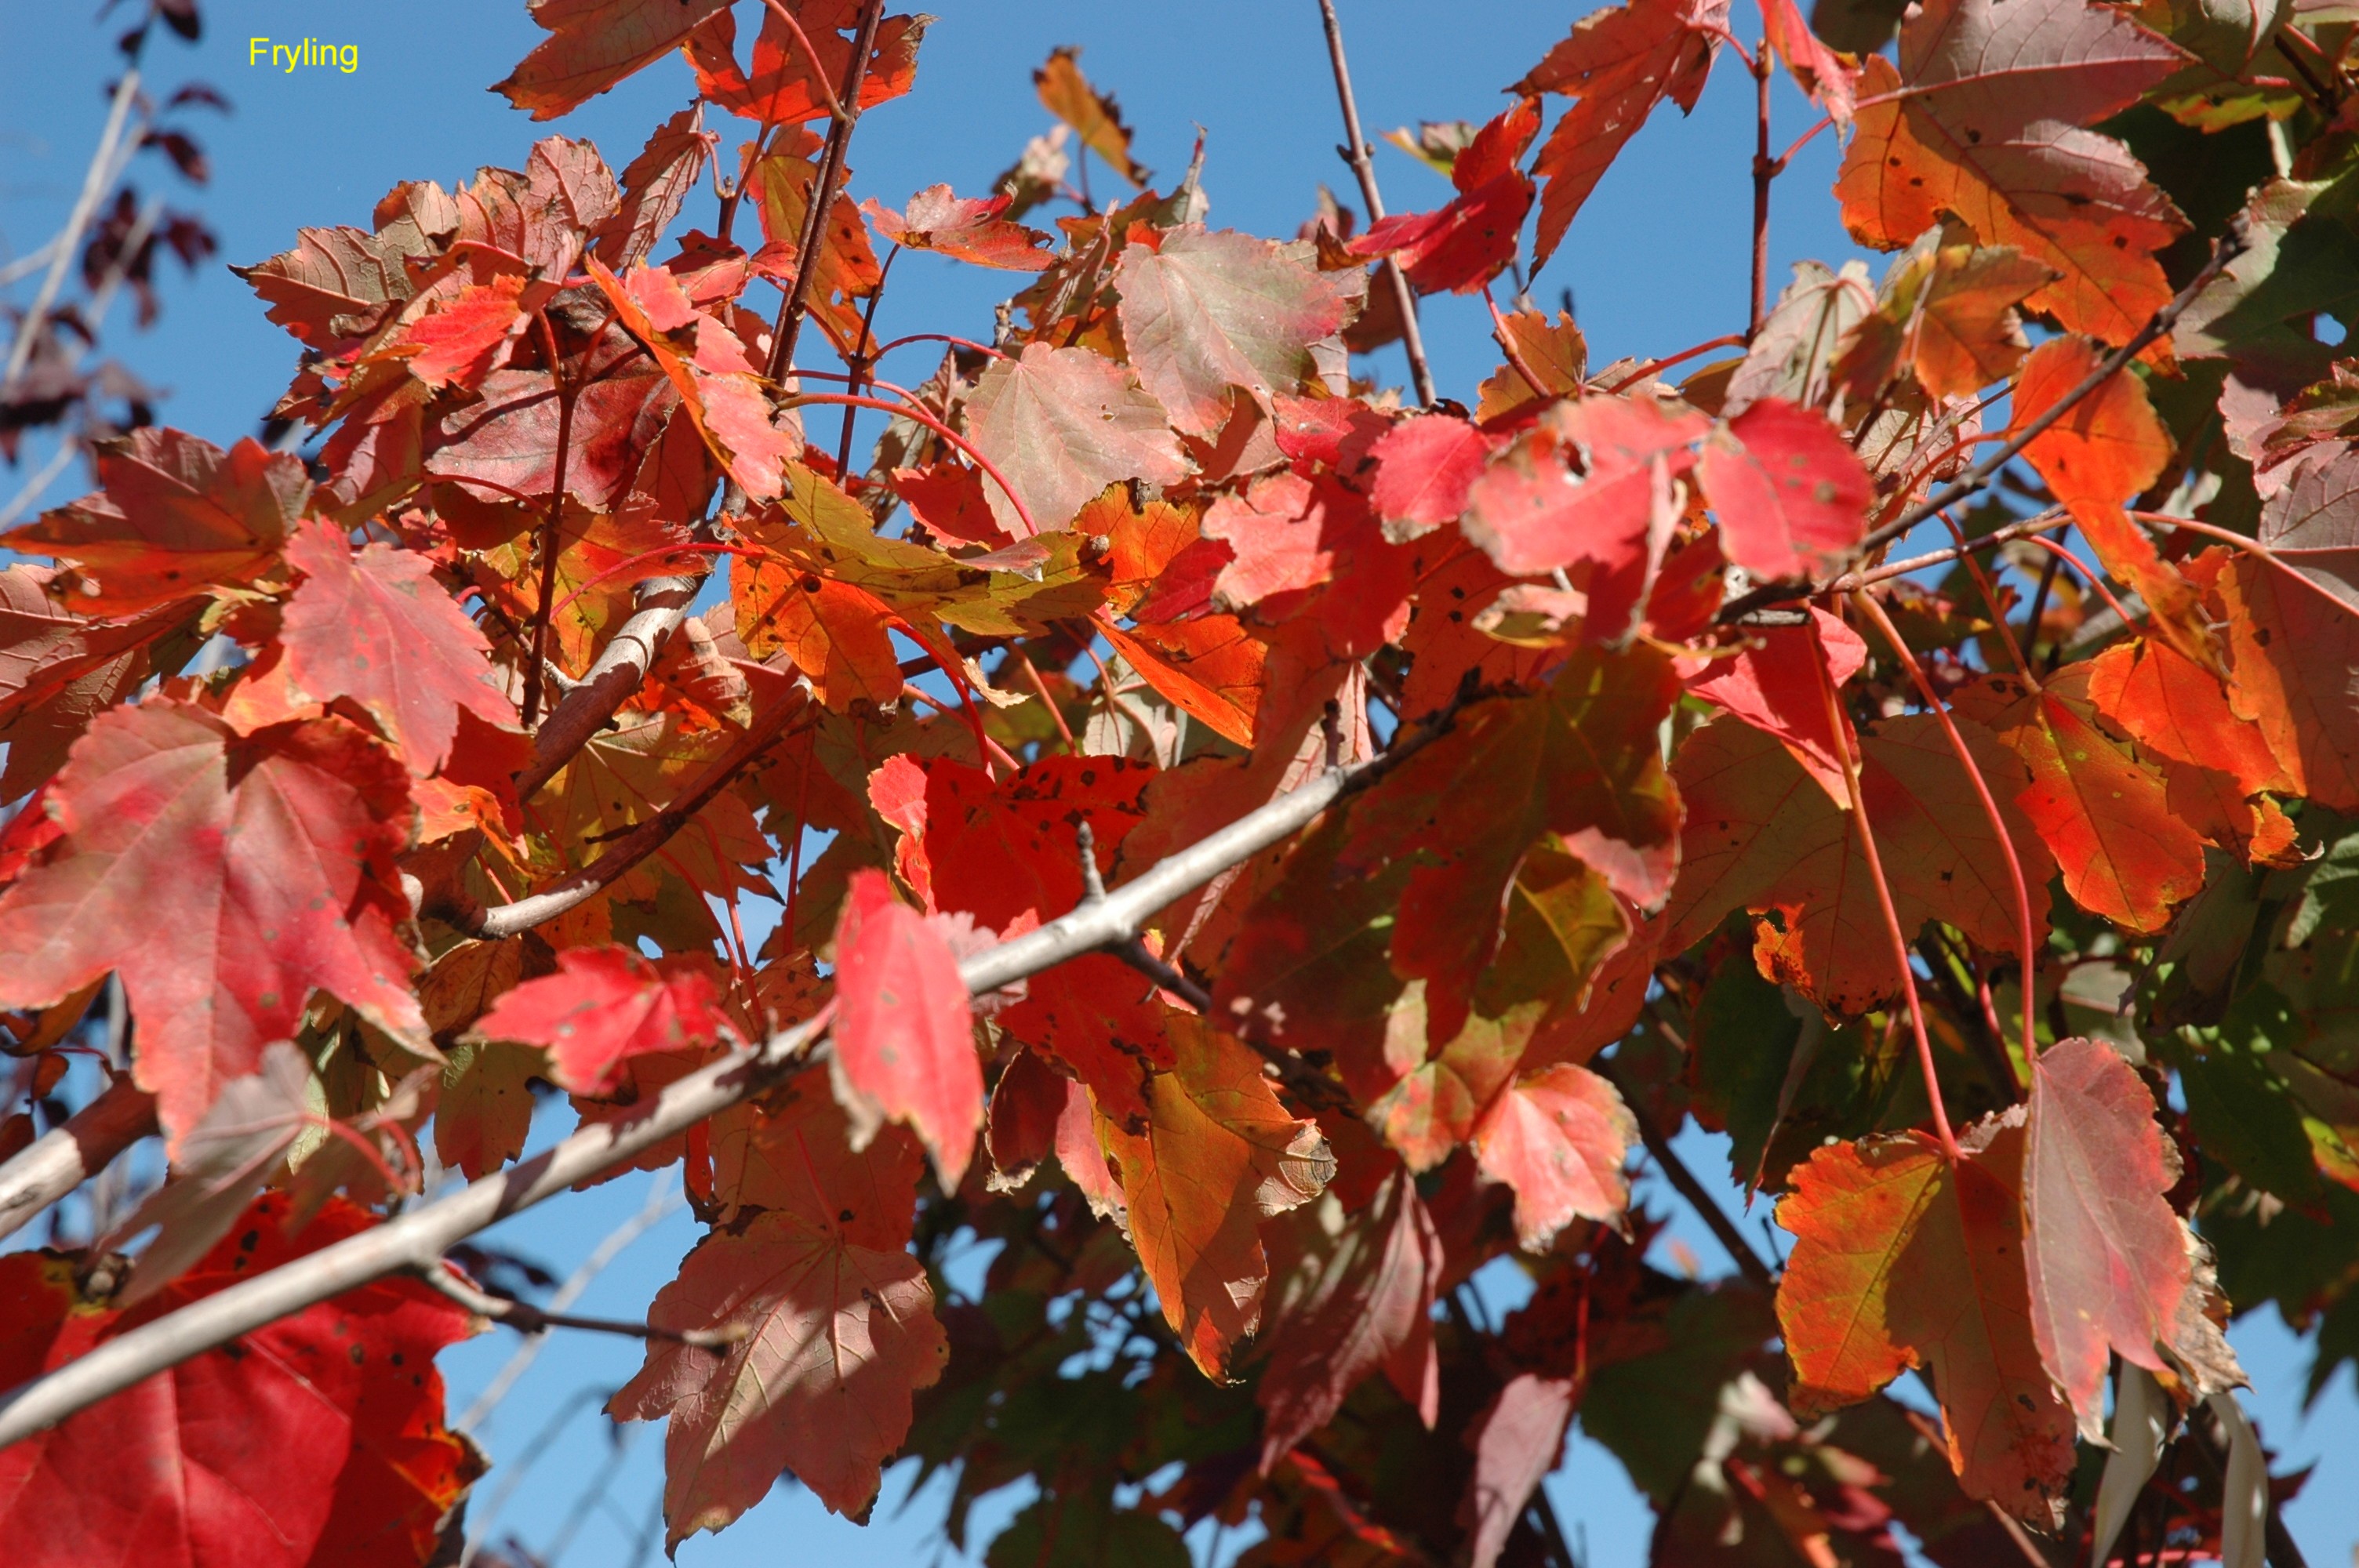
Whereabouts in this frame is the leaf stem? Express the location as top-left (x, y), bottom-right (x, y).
top-left (1313, 0), bottom-right (1438, 408)
top-left (758, 0), bottom-right (851, 122)
top-left (1852, 590), bottom-right (2041, 1068)
top-left (780, 390), bottom-right (1041, 536)
top-left (1814, 648), bottom-right (1961, 1162)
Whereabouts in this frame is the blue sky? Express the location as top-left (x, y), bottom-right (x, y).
top-left (3, 2), bottom-right (2354, 1563)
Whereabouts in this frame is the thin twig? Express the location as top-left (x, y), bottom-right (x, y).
top-left (471, 686), bottom-right (812, 938)
top-left (455, 1173), bottom-right (681, 1436)
top-left (0, 689), bottom-right (1480, 1449)
top-left (1748, 38), bottom-right (1774, 336)
top-left (521, 314), bottom-right (577, 731)
top-left (416, 1259), bottom-right (742, 1348)
top-left (1716, 506), bottom-right (2070, 624)
top-left (1313, 0), bottom-right (1436, 408)
top-left (1857, 238), bottom-right (2241, 557)
top-left (765, 0), bottom-right (887, 381)
top-left (2, 68), bottom-right (142, 391)
top-left (1597, 1057), bottom-right (1776, 1290)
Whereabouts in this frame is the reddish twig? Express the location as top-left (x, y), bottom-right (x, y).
top-left (1314, 0), bottom-right (1437, 408)
top-left (1748, 34), bottom-right (1774, 336)
top-left (2018, 532), bottom-right (2141, 628)
top-left (522, 312), bottom-right (577, 730)
top-left (1815, 650), bottom-right (1961, 1161)
top-left (1852, 590), bottom-right (2041, 1067)
top-left (1014, 648), bottom-right (1078, 753)
top-left (873, 332), bottom-right (1007, 361)
top-left (765, 0), bottom-right (889, 381)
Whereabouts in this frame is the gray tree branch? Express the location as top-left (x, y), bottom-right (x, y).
top-left (0, 1076), bottom-right (158, 1244)
top-left (0, 690), bottom-right (1469, 1446)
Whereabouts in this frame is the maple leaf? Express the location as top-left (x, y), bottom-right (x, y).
top-left (495, 0), bottom-right (734, 119)
top-left (231, 222), bottom-right (420, 352)
top-left (1461, 394), bottom-right (1707, 637)
top-left (0, 702), bottom-right (423, 1150)
top-left (731, 552), bottom-right (903, 710)
top-left (473, 945), bottom-right (734, 1096)
top-left (79, 1041), bottom-right (316, 1312)
top-left (0, 566), bottom-right (202, 799)
top-left (1034, 46), bottom-right (1148, 187)
top-left (1199, 471), bottom-right (1410, 653)
top-left (1349, 100), bottom-right (1540, 296)
top-left (2023, 1038), bottom-right (2193, 1440)
top-left (1256, 1171), bottom-right (1444, 1469)
top-left (1477, 308), bottom-right (1587, 424)
top-left (1683, 608), bottom-right (1869, 803)
top-left (1114, 227), bottom-right (1360, 437)
top-left (685, 2), bottom-right (927, 127)
top-left (590, 107), bottom-right (716, 271)
top-left (394, 275), bottom-right (532, 391)
top-left (1833, 0), bottom-right (2187, 352)
top-left (1369, 413), bottom-right (1498, 541)
top-left (831, 869), bottom-right (982, 1189)
top-left (426, 364), bottom-right (682, 510)
top-left (2087, 636), bottom-right (2299, 866)
top-left (2258, 445), bottom-right (2359, 612)
top-left (5, 427), bottom-right (307, 615)
top-left (1470, 1062), bottom-right (1637, 1251)
top-left (881, 754), bottom-right (1167, 1120)
top-left (278, 522), bottom-right (517, 775)
top-left (1663, 713), bottom-right (2054, 1014)
top-left (0, 1193), bottom-right (482, 1568)
top-left (1762, 0), bottom-right (1861, 122)
top-left (2207, 550), bottom-right (2359, 814)
top-left (962, 343), bottom-right (1192, 535)
top-left (1087, 1016), bottom-right (1336, 1377)
top-left (1776, 1114), bottom-right (2077, 1523)
top-left (1697, 399), bottom-right (1872, 582)
top-left (860, 186), bottom-right (1052, 271)
top-left (1954, 670), bottom-right (2205, 935)
top-left (583, 257), bottom-right (795, 503)
top-left (1837, 232), bottom-right (2055, 404)
top-left (619, 1086), bottom-right (944, 1540)
top-left (1516, 0), bottom-right (1728, 268)
top-left (1342, 646), bottom-right (1683, 1045)
top-left (1460, 1373), bottom-right (1582, 1568)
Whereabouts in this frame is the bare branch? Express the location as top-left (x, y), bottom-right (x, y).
top-left (1717, 506), bottom-right (2070, 625)
top-left (1598, 1057), bottom-right (1776, 1290)
top-left (2, 68), bottom-right (143, 392)
top-left (514, 573), bottom-right (706, 801)
top-left (0, 1075), bottom-right (158, 1244)
top-left (0, 689), bottom-right (1473, 1446)
top-left (1314, 0), bottom-right (1437, 409)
